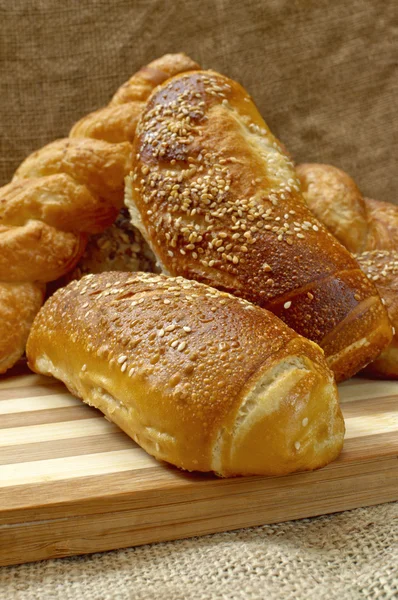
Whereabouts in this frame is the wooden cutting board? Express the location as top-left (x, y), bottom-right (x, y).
top-left (1, 363), bottom-right (397, 567)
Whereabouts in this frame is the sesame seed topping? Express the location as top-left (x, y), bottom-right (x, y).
top-left (130, 72), bottom-right (323, 307)
top-left (294, 441), bottom-right (301, 450)
top-left (117, 355), bottom-right (127, 364)
top-left (177, 341), bottom-right (187, 352)
top-left (81, 364), bottom-right (87, 372)
top-left (284, 301), bottom-right (292, 309)
top-left (302, 417), bottom-right (309, 427)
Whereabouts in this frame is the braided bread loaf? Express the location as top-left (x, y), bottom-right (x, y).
top-left (0, 53), bottom-right (199, 373)
top-left (297, 163), bottom-right (398, 378)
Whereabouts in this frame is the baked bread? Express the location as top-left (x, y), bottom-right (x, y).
top-left (0, 53), bottom-right (198, 373)
top-left (125, 69), bottom-right (392, 382)
top-left (0, 165), bottom-right (123, 373)
top-left (64, 208), bottom-right (159, 282)
top-left (355, 251), bottom-right (398, 378)
top-left (0, 282), bottom-right (45, 373)
top-left (26, 271), bottom-right (345, 477)
top-left (296, 163), bottom-right (368, 253)
top-left (297, 163), bottom-right (398, 378)
top-left (297, 163), bottom-right (398, 252)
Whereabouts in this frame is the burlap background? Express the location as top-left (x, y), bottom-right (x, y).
top-left (1, 1), bottom-right (397, 597)
top-left (0, 0), bottom-right (396, 202)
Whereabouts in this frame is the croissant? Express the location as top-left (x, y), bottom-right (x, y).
top-left (297, 163), bottom-right (398, 378)
top-left (125, 69), bottom-right (392, 382)
top-left (0, 53), bottom-right (198, 373)
top-left (26, 271), bottom-right (345, 477)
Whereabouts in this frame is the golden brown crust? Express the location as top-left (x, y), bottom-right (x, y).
top-left (0, 282), bottom-right (45, 373)
top-left (126, 70), bottom-right (391, 382)
top-left (1, 53), bottom-right (198, 373)
top-left (297, 163), bottom-right (368, 253)
top-left (297, 163), bottom-right (398, 378)
top-left (0, 222), bottom-right (86, 283)
top-left (297, 164), bottom-right (398, 255)
top-left (27, 271), bottom-right (344, 477)
top-left (0, 174), bottom-right (118, 234)
top-left (14, 138), bottom-right (132, 208)
top-left (365, 197), bottom-right (398, 251)
top-left (355, 250), bottom-right (398, 378)
top-left (70, 54), bottom-right (200, 143)
top-left (110, 53), bottom-right (200, 105)
top-left (70, 102), bottom-right (143, 143)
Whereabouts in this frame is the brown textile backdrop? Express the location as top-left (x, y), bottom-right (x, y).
top-left (0, 0), bottom-right (396, 202)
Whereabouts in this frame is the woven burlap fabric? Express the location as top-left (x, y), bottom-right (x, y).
top-left (1, 503), bottom-right (397, 600)
top-left (0, 0), bottom-right (396, 202)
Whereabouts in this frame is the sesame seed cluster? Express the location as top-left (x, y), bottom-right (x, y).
top-left (122, 68), bottom-right (387, 372)
top-left (120, 68), bottom-right (395, 382)
top-left (356, 250), bottom-right (398, 287)
top-left (128, 72), bottom-right (332, 295)
top-left (39, 271), bottom-right (309, 423)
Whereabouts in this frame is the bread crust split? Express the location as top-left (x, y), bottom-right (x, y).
top-left (298, 163), bottom-right (398, 378)
top-left (27, 271), bottom-right (344, 477)
top-left (125, 70), bottom-right (392, 382)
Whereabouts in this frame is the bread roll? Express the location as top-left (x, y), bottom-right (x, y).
top-left (297, 163), bottom-right (398, 253)
top-left (297, 162), bottom-right (398, 378)
top-left (26, 271), bottom-right (344, 477)
top-left (125, 70), bottom-right (392, 382)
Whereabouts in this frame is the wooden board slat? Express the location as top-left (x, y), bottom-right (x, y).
top-left (0, 364), bottom-right (397, 567)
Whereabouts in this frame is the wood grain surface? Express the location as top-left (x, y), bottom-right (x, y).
top-left (1, 363), bottom-right (397, 567)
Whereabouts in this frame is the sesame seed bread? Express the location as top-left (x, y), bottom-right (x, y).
top-left (125, 70), bottom-right (392, 382)
top-left (364, 197), bottom-right (398, 251)
top-left (355, 251), bottom-right (398, 377)
top-left (0, 53), bottom-right (198, 374)
top-left (26, 271), bottom-right (345, 477)
top-left (63, 209), bottom-right (159, 282)
top-left (298, 163), bottom-right (398, 378)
